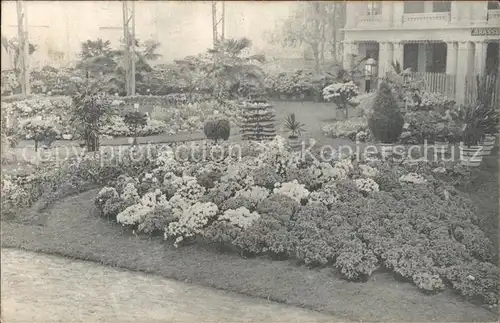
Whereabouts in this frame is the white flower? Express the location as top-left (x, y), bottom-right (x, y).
top-left (165, 202), bottom-right (218, 247)
top-left (116, 204), bottom-right (152, 226)
top-left (121, 183), bottom-right (140, 204)
top-left (168, 194), bottom-right (193, 218)
top-left (354, 178), bottom-right (379, 194)
top-left (308, 182), bottom-right (338, 208)
top-left (140, 189), bottom-right (163, 208)
top-left (323, 81), bottom-right (359, 102)
top-left (273, 180), bottom-right (309, 202)
top-left (96, 187), bottom-right (119, 202)
top-left (359, 164), bottom-right (378, 178)
top-left (399, 173), bottom-right (427, 184)
top-left (218, 207), bottom-right (261, 229)
top-left (235, 186), bottom-right (270, 203)
top-left (432, 167), bottom-right (446, 174)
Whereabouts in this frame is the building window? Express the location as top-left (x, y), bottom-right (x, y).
top-left (367, 2), bottom-right (382, 15)
top-left (403, 43), bottom-right (419, 71)
top-left (404, 1), bottom-right (425, 14)
top-left (432, 1), bottom-right (451, 12)
top-left (488, 1), bottom-right (500, 10)
top-left (427, 43), bottom-right (447, 73)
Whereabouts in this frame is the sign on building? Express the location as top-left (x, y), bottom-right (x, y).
top-left (471, 27), bottom-right (500, 36)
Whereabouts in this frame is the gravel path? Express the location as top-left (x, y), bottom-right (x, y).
top-left (1, 248), bottom-right (335, 323)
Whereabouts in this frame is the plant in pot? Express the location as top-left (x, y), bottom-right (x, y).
top-left (322, 81), bottom-right (360, 120)
top-left (284, 113), bottom-right (305, 149)
top-left (459, 104), bottom-right (484, 167)
top-left (477, 105), bottom-right (498, 156)
top-left (475, 74), bottom-right (499, 156)
top-left (284, 113), bottom-right (305, 139)
top-left (367, 81), bottom-right (404, 158)
top-left (123, 111), bottom-right (148, 146)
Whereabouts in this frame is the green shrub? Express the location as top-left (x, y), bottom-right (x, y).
top-left (256, 193), bottom-right (300, 222)
top-left (252, 165), bottom-right (283, 189)
top-left (368, 82), bottom-right (404, 143)
top-left (203, 119), bottom-right (230, 142)
top-left (221, 196), bottom-right (256, 212)
top-left (137, 205), bottom-right (175, 234)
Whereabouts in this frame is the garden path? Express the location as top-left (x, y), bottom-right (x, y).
top-left (1, 248), bottom-right (334, 323)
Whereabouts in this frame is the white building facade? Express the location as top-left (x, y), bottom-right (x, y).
top-left (342, 1), bottom-right (500, 103)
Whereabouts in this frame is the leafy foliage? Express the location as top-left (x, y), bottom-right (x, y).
top-left (207, 37), bottom-right (266, 101)
top-left (284, 113), bottom-right (305, 138)
top-left (69, 79), bottom-right (115, 151)
top-left (203, 119), bottom-right (231, 142)
top-left (368, 82), bottom-right (404, 143)
top-left (20, 118), bottom-right (59, 151)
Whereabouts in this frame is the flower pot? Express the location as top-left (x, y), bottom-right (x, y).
top-left (287, 136), bottom-right (302, 150)
top-left (459, 143), bottom-right (483, 167)
top-left (299, 93), bottom-right (305, 99)
top-left (480, 135), bottom-right (495, 156)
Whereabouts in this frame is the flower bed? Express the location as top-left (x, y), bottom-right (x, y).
top-left (264, 70), bottom-right (335, 101)
top-left (91, 136), bottom-right (498, 306)
top-left (150, 100), bottom-right (243, 135)
top-left (1, 95), bottom-right (243, 139)
top-left (321, 118), bottom-right (371, 142)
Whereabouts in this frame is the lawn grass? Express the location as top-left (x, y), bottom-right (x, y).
top-left (1, 184), bottom-right (498, 322)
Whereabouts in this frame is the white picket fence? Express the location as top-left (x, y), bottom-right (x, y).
top-left (407, 71), bottom-right (456, 98)
top-left (407, 71), bottom-right (499, 106)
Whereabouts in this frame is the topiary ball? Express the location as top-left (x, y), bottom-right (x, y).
top-left (204, 119), bottom-right (230, 142)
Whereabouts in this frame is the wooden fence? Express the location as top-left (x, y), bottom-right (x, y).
top-left (406, 71), bottom-right (500, 107)
top-left (407, 72), bottom-right (456, 98)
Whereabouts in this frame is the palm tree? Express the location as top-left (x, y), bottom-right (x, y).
top-left (206, 37), bottom-right (266, 100)
top-left (79, 38), bottom-right (114, 60)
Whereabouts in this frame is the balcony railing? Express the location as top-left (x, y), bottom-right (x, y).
top-left (402, 12), bottom-right (451, 24)
top-left (357, 14), bottom-right (382, 26)
top-left (488, 9), bottom-right (500, 21)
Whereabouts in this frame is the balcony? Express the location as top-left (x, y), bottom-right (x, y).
top-left (488, 9), bottom-right (500, 22)
top-left (402, 12), bottom-right (451, 25)
top-left (356, 15), bottom-right (382, 27)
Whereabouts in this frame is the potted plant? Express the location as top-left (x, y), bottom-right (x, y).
top-left (284, 113), bottom-right (305, 150)
top-left (123, 111), bottom-right (148, 146)
top-left (478, 101), bottom-right (498, 156)
top-left (459, 105), bottom-right (484, 167)
top-left (367, 81), bottom-right (404, 158)
top-left (475, 73), bottom-right (499, 156)
top-left (323, 81), bottom-right (360, 120)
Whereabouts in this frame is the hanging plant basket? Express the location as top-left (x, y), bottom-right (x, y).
top-left (459, 143), bottom-right (483, 167)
